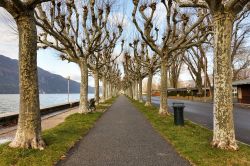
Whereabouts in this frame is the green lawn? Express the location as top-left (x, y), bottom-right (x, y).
top-left (0, 97), bottom-right (116, 166)
top-left (130, 99), bottom-right (250, 166)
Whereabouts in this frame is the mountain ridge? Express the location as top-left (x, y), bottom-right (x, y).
top-left (0, 54), bottom-right (94, 94)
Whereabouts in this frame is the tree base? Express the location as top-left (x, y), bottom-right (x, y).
top-left (158, 108), bottom-right (170, 116)
top-left (211, 139), bottom-right (238, 151)
top-left (9, 136), bottom-right (45, 150)
top-left (139, 100), bottom-right (143, 103)
top-left (145, 102), bottom-right (152, 107)
top-left (79, 110), bottom-right (90, 114)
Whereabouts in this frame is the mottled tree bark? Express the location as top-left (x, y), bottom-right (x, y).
top-left (106, 82), bottom-right (109, 99)
top-left (9, 12), bottom-right (45, 150)
top-left (139, 77), bottom-right (143, 103)
top-left (105, 80), bottom-right (108, 100)
top-left (113, 85), bottom-right (116, 97)
top-left (211, 12), bottom-right (238, 150)
top-left (93, 71), bottom-right (99, 104)
top-left (132, 83), bottom-right (135, 99)
top-left (129, 85), bottom-right (133, 99)
top-left (108, 82), bottom-right (111, 99)
top-left (134, 81), bottom-right (138, 100)
top-left (145, 71), bottom-right (153, 106)
top-left (79, 58), bottom-right (89, 114)
top-left (159, 58), bottom-right (169, 115)
top-left (102, 77), bottom-right (106, 102)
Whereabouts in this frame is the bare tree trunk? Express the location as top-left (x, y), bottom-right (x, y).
top-left (93, 71), bottom-right (99, 104)
top-left (134, 80), bottom-right (138, 100)
top-left (106, 81), bottom-right (109, 99)
top-left (102, 77), bottom-right (106, 102)
top-left (139, 77), bottom-right (143, 102)
top-left (145, 71), bottom-right (153, 106)
top-left (196, 74), bottom-right (203, 96)
top-left (132, 82), bottom-right (135, 99)
top-left (211, 12), bottom-right (238, 150)
top-left (170, 67), bottom-right (178, 88)
top-left (172, 78), bottom-right (178, 89)
top-left (79, 58), bottom-right (89, 114)
top-left (9, 12), bottom-right (45, 150)
top-left (159, 58), bottom-right (169, 115)
top-left (111, 84), bottom-right (114, 97)
top-left (129, 85), bottom-right (133, 99)
top-left (105, 81), bottom-right (109, 100)
top-left (205, 72), bottom-right (212, 97)
top-left (112, 85), bottom-right (115, 97)
top-left (108, 82), bottom-right (111, 99)
top-left (114, 86), bottom-right (116, 97)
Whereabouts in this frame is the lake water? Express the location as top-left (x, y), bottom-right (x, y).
top-left (0, 93), bottom-right (95, 115)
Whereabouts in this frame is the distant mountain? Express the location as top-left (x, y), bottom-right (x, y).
top-left (0, 55), bottom-right (95, 94)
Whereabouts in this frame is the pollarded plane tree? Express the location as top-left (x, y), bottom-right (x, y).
top-left (123, 52), bottom-right (139, 100)
top-left (103, 61), bottom-right (121, 99)
top-left (131, 40), bottom-right (160, 105)
top-left (0, 0), bottom-right (51, 150)
top-left (132, 0), bottom-right (210, 115)
top-left (122, 52), bottom-right (140, 99)
top-left (88, 31), bottom-right (124, 104)
top-left (176, 0), bottom-right (250, 150)
top-left (109, 63), bottom-right (122, 97)
top-left (101, 65), bottom-right (109, 101)
top-left (129, 40), bottom-right (149, 103)
top-left (100, 48), bottom-right (122, 101)
top-left (121, 59), bottom-right (134, 99)
top-left (100, 38), bottom-right (124, 101)
top-left (121, 75), bottom-right (133, 98)
top-left (101, 64), bottom-right (113, 101)
top-left (36, 0), bottom-right (118, 113)
top-left (123, 47), bottom-right (147, 102)
top-left (140, 45), bottom-right (160, 106)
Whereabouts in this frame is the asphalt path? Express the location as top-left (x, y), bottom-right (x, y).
top-left (149, 96), bottom-right (250, 145)
top-left (57, 95), bottom-right (190, 166)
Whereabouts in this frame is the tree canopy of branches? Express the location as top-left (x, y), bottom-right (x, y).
top-left (35, 0), bottom-right (123, 113)
top-left (132, 0), bottom-right (210, 115)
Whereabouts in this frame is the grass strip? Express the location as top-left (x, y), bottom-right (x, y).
top-left (130, 98), bottom-right (250, 166)
top-left (0, 97), bottom-right (116, 166)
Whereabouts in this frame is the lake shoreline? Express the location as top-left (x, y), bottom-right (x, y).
top-left (0, 93), bottom-right (95, 114)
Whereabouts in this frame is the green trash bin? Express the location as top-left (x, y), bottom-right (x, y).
top-left (172, 102), bottom-right (185, 126)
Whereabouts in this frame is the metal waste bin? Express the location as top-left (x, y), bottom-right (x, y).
top-left (172, 102), bottom-right (185, 126)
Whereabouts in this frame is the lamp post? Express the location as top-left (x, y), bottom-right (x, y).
top-left (67, 76), bottom-right (70, 104)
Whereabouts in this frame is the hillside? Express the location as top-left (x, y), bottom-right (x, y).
top-left (0, 55), bottom-right (95, 94)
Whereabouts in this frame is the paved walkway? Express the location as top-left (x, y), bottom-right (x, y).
top-left (57, 95), bottom-right (190, 166)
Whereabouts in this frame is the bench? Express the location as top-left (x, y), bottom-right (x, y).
top-left (88, 98), bottom-right (96, 112)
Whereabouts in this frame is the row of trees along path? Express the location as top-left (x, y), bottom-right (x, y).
top-left (0, 0), bottom-right (249, 152)
top-left (0, 0), bottom-right (123, 150)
